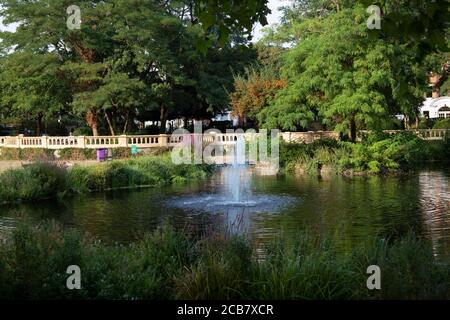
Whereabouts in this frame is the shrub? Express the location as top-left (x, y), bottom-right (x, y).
top-left (280, 132), bottom-right (444, 175)
top-left (433, 118), bottom-right (450, 129)
top-left (0, 155), bottom-right (214, 203)
top-left (59, 148), bottom-right (96, 161)
top-left (0, 148), bottom-right (54, 161)
top-left (0, 223), bottom-right (448, 300)
top-left (0, 162), bottom-right (67, 203)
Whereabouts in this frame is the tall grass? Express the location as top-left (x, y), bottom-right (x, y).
top-left (0, 155), bottom-right (214, 204)
top-left (0, 162), bottom-right (67, 203)
top-left (0, 223), bottom-right (448, 300)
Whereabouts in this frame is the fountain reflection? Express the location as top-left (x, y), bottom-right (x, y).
top-left (419, 170), bottom-right (450, 256)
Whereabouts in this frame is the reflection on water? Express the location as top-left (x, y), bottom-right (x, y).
top-left (0, 166), bottom-right (449, 256)
top-left (419, 171), bottom-right (450, 255)
top-left (168, 165), bottom-right (296, 232)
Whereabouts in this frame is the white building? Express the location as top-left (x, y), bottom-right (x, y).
top-left (212, 112), bottom-right (239, 127)
top-left (420, 96), bottom-right (450, 119)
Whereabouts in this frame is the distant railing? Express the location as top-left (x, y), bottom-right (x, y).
top-left (357, 129), bottom-right (450, 141)
top-left (0, 133), bottom-right (252, 150)
top-left (2, 129), bottom-right (444, 150)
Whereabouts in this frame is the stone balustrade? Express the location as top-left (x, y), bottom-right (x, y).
top-left (0, 133), bottom-right (251, 149)
top-left (357, 129), bottom-right (450, 141)
top-left (1, 130), bottom-right (446, 150)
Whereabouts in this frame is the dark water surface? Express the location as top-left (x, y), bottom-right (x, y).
top-left (0, 166), bottom-right (449, 255)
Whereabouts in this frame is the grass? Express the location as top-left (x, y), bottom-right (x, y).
top-left (0, 154), bottom-right (214, 204)
top-left (0, 222), bottom-right (448, 300)
top-left (0, 147), bottom-right (133, 161)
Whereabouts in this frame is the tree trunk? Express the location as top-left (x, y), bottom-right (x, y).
top-left (404, 115), bottom-right (410, 130)
top-left (349, 118), bottom-right (357, 142)
top-left (86, 110), bottom-right (99, 136)
top-left (160, 104), bottom-right (168, 134)
top-left (123, 109), bottom-right (131, 134)
top-left (104, 110), bottom-right (115, 136)
top-left (36, 114), bottom-right (43, 136)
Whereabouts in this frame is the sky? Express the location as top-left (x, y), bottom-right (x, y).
top-left (0, 0), bottom-right (285, 40)
top-left (252, 0), bottom-right (286, 41)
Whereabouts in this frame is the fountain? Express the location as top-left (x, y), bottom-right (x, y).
top-left (167, 135), bottom-right (295, 230)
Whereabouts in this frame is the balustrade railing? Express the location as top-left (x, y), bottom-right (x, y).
top-left (357, 129), bottom-right (449, 141)
top-left (1, 130), bottom-right (447, 150)
top-left (0, 133), bottom-right (251, 149)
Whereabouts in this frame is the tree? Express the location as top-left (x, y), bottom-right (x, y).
top-left (231, 66), bottom-right (287, 125)
top-left (0, 0), bottom-right (264, 135)
top-left (0, 52), bottom-right (68, 135)
top-left (257, 1), bottom-right (448, 139)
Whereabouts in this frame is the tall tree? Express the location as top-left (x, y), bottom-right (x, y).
top-left (256, 1), bottom-right (448, 139)
top-left (0, 0), bottom-right (265, 135)
top-left (0, 52), bottom-right (68, 135)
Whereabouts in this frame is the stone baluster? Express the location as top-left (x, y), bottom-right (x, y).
top-left (118, 135), bottom-right (128, 148)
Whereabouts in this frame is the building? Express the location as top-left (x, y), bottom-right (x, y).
top-left (419, 71), bottom-right (450, 119)
top-left (420, 96), bottom-right (450, 119)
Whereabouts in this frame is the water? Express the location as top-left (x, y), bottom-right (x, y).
top-left (0, 166), bottom-right (449, 256)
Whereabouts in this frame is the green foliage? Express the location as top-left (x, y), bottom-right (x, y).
top-left (255, 1), bottom-right (450, 136)
top-left (0, 52), bottom-right (68, 134)
top-left (0, 155), bottom-right (213, 203)
top-left (1, 223), bottom-right (448, 299)
top-left (433, 118), bottom-right (450, 129)
top-left (281, 132), bottom-right (447, 175)
top-left (0, 0), bottom-right (259, 135)
top-left (280, 139), bottom-right (350, 173)
top-left (352, 132), bottom-right (428, 173)
top-left (0, 163), bottom-right (67, 203)
top-left (0, 148), bottom-right (54, 161)
top-left (66, 155), bottom-right (213, 194)
top-left (259, 4), bottom-right (428, 136)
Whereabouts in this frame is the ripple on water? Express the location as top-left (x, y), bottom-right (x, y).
top-left (166, 193), bottom-right (297, 214)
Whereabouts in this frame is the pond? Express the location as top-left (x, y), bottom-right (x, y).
top-left (0, 165), bottom-right (449, 256)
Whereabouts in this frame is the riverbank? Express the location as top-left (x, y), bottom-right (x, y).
top-left (0, 155), bottom-right (214, 204)
top-left (280, 132), bottom-right (449, 176)
top-left (0, 222), bottom-right (448, 300)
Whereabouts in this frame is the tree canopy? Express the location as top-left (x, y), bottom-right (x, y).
top-left (237, 0), bottom-right (450, 140)
top-left (0, 0), bottom-right (261, 135)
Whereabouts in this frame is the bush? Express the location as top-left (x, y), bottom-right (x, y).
top-left (0, 147), bottom-right (132, 161)
top-left (0, 148), bottom-right (54, 161)
top-left (59, 148), bottom-right (96, 161)
top-left (0, 155), bottom-right (214, 203)
top-left (433, 118), bottom-right (450, 129)
top-left (0, 162), bottom-right (67, 203)
top-left (280, 132), bottom-right (446, 175)
top-left (0, 223), bottom-right (448, 300)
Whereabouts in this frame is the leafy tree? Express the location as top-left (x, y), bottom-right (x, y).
top-left (0, 52), bottom-right (68, 135)
top-left (257, 1), bottom-right (448, 139)
top-left (0, 0), bottom-right (263, 135)
top-left (231, 66), bottom-right (287, 125)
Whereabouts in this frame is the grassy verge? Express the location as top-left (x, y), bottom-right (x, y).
top-left (280, 132), bottom-right (450, 175)
top-left (0, 147), bottom-right (171, 161)
top-left (0, 147), bottom-right (135, 161)
top-left (0, 155), bottom-right (214, 204)
top-left (0, 223), bottom-right (448, 300)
